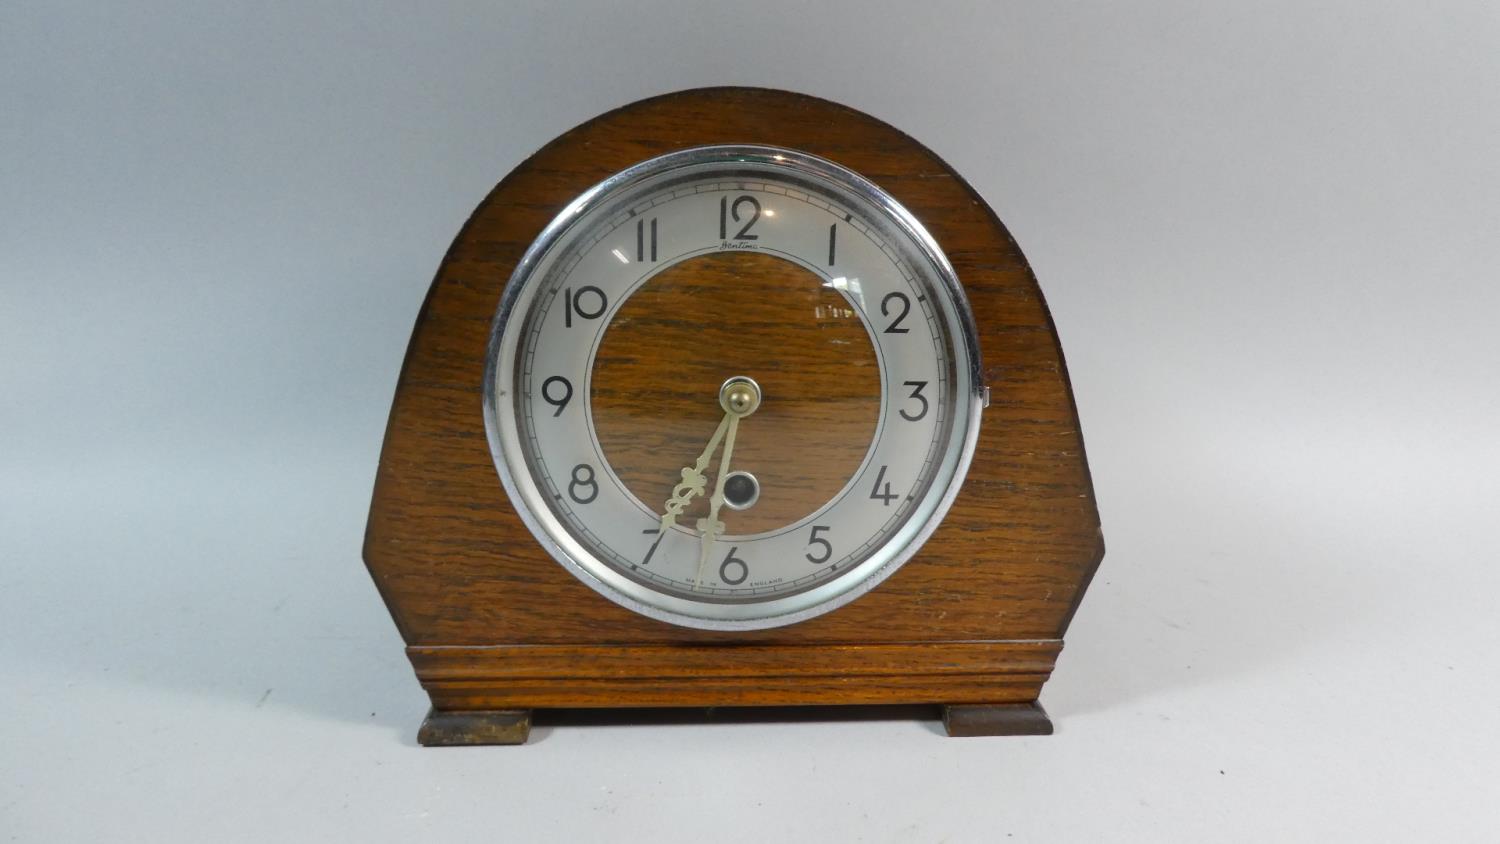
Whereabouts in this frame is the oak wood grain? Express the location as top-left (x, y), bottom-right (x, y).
top-left (423, 676), bottom-right (1050, 710)
top-left (407, 641), bottom-right (1062, 679)
top-left (413, 642), bottom-right (1057, 709)
top-left (594, 251), bottom-right (880, 534)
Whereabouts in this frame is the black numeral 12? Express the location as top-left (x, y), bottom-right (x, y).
top-left (719, 195), bottom-right (761, 241)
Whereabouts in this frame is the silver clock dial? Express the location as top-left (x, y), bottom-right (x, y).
top-left (485, 146), bottom-right (983, 630)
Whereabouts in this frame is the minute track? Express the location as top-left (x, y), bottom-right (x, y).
top-left (492, 145), bottom-right (980, 628)
top-left (522, 200), bottom-right (948, 593)
top-left (522, 169), bottom-right (951, 594)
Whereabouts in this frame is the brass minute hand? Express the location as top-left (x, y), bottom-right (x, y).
top-left (692, 377), bottom-right (762, 585)
top-left (658, 413), bottom-right (732, 533)
top-left (695, 412), bottom-right (740, 584)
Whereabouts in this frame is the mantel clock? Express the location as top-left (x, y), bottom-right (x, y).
top-left (364, 88), bottom-right (1104, 744)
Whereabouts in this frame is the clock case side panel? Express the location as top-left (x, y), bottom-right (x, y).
top-left (362, 88), bottom-right (1103, 710)
top-left (937, 162), bottom-right (1107, 640)
top-left (360, 157), bottom-right (551, 647)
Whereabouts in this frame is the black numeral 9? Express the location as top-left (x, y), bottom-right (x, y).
top-left (541, 376), bottom-right (573, 416)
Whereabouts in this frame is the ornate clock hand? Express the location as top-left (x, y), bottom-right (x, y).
top-left (658, 413), bottom-right (732, 533)
top-left (695, 411), bottom-right (739, 584)
top-left (694, 377), bottom-right (762, 585)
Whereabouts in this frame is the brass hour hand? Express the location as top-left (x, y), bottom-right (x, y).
top-left (695, 413), bottom-right (738, 582)
top-left (658, 413), bottom-right (732, 533)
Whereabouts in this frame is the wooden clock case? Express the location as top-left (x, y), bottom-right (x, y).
top-left (363, 87), bottom-right (1104, 744)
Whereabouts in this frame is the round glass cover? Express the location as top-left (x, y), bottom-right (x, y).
top-left (484, 145), bottom-right (983, 630)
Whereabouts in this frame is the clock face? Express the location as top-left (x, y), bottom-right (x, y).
top-left (484, 145), bottom-right (983, 629)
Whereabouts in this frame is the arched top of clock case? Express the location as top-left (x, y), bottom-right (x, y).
top-left (364, 87), bottom-right (1103, 646)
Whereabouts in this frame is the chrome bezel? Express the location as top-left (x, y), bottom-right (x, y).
top-left (483, 145), bottom-right (985, 631)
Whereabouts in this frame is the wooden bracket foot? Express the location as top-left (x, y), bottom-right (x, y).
top-left (942, 702), bottom-right (1053, 737)
top-left (417, 708), bottom-right (532, 746)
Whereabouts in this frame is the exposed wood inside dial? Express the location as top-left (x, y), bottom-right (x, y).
top-left (591, 251), bottom-right (880, 536)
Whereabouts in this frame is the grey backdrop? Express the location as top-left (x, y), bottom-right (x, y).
top-left (3, 1), bottom-right (1496, 841)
